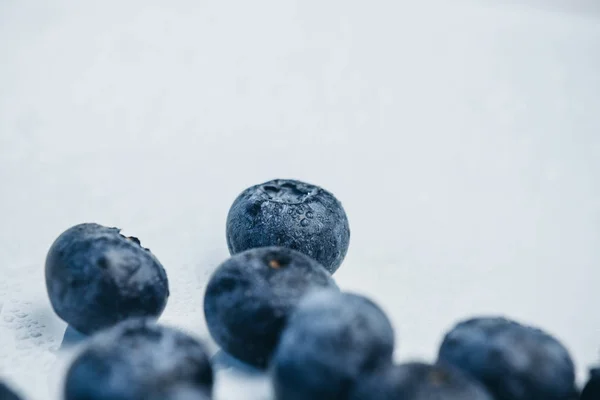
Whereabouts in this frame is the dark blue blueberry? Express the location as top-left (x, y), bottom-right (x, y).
top-left (438, 316), bottom-right (577, 400)
top-left (64, 319), bottom-right (213, 400)
top-left (349, 362), bottom-right (493, 400)
top-left (226, 179), bottom-right (350, 274)
top-left (581, 367), bottom-right (600, 400)
top-left (271, 291), bottom-right (395, 400)
top-left (45, 223), bottom-right (169, 334)
top-left (203, 246), bottom-right (337, 368)
top-left (0, 381), bottom-right (22, 400)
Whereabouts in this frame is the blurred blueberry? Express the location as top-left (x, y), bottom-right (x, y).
top-left (0, 381), bottom-right (22, 400)
top-left (45, 223), bottom-right (169, 334)
top-left (350, 362), bottom-right (493, 400)
top-left (272, 291), bottom-right (395, 400)
top-left (64, 319), bottom-right (213, 400)
top-left (581, 367), bottom-right (600, 400)
top-left (438, 316), bottom-right (577, 400)
top-left (226, 179), bottom-right (350, 273)
top-left (204, 246), bottom-right (337, 368)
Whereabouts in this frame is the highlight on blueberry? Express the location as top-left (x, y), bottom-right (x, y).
top-left (45, 223), bottom-right (169, 334)
top-left (581, 367), bottom-right (600, 400)
top-left (349, 362), bottom-right (493, 400)
top-left (203, 246), bottom-right (337, 368)
top-left (226, 179), bottom-right (350, 274)
top-left (438, 316), bottom-right (577, 400)
top-left (271, 291), bottom-right (395, 400)
top-left (0, 381), bottom-right (23, 400)
top-left (64, 318), bottom-right (213, 400)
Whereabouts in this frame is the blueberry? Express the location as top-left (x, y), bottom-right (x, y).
top-left (45, 223), bottom-right (169, 334)
top-left (349, 362), bottom-right (493, 400)
top-left (438, 317), bottom-right (577, 400)
top-left (581, 367), bottom-right (600, 400)
top-left (203, 246), bottom-right (337, 368)
top-left (226, 179), bottom-right (350, 274)
top-left (0, 381), bottom-right (23, 400)
top-left (271, 291), bottom-right (395, 400)
top-left (64, 318), bottom-right (213, 400)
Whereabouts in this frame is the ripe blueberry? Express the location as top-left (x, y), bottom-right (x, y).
top-left (64, 319), bottom-right (213, 400)
top-left (438, 316), bottom-right (577, 400)
top-left (349, 362), bottom-right (493, 400)
top-left (0, 381), bottom-right (22, 400)
top-left (271, 291), bottom-right (395, 400)
top-left (203, 246), bottom-right (337, 368)
top-left (226, 179), bottom-right (350, 274)
top-left (45, 223), bottom-right (169, 334)
top-left (581, 367), bottom-right (600, 400)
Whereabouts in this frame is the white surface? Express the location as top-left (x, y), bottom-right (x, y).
top-left (1, 1), bottom-right (600, 399)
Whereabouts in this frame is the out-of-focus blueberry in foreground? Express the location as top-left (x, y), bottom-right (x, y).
top-left (581, 367), bottom-right (600, 400)
top-left (45, 223), bottom-right (169, 334)
top-left (64, 319), bottom-right (213, 400)
top-left (438, 316), bottom-right (578, 400)
top-left (349, 362), bottom-right (493, 400)
top-left (0, 381), bottom-right (23, 400)
top-left (226, 179), bottom-right (350, 274)
top-left (271, 291), bottom-right (395, 400)
top-left (204, 246), bottom-right (337, 368)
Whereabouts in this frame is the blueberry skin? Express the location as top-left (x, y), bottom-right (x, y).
top-left (349, 362), bottom-right (493, 400)
top-left (45, 223), bottom-right (169, 334)
top-left (581, 367), bottom-right (600, 400)
top-left (0, 382), bottom-right (22, 400)
top-left (438, 317), bottom-right (578, 400)
top-left (64, 319), bottom-right (213, 400)
top-left (203, 246), bottom-right (337, 368)
top-left (226, 179), bottom-right (350, 274)
top-left (272, 291), bottom-right (395, 400)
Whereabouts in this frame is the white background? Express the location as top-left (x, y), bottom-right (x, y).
top-left (1, 1), bottom-right (599, 398)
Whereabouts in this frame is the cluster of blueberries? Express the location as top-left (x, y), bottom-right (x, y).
top-left (0, 179), bottom-right (597, 400)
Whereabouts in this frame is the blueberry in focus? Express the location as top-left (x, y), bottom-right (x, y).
top-left (226, 179), bottom-right (350, 274)
top-left (349, 362), bottom-right (493, 400)
top-left (203, 246), bottom-right (337, 368)
top-left (45, 223), bottom-right (169, 334)
top-left (581, 367), bottom-right (600, 400)
top-left (271, 291), bottom-right (395, 400)
top-left (0, 381), bottom-right (23, 400)
top-left (438, 316), bottom-right (577, 400)
top-left (65, 318), bottom-right (213, 400)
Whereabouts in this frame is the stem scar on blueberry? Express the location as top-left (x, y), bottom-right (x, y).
top-left (267, 255), bottom-right (290, 269)
top-left (127, 236), bottom-right (141, 245)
